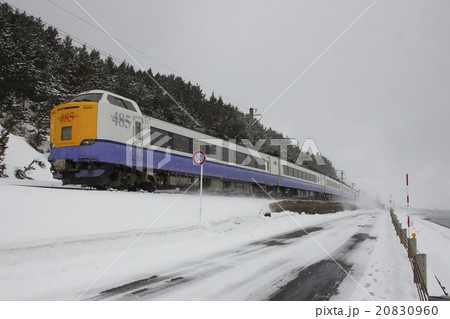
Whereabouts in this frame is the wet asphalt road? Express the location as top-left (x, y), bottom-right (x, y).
top-left (85, 211), bottom-right (380, 301)
top-left (268, 232), bottom-right (376, 301)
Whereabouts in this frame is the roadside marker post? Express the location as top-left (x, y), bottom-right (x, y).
top-left (193, 150), bottom-right (206, 226)
top-left (406, 173), bottom-right (410, 237)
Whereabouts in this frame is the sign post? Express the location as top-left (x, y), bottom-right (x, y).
top-left (193, 150), bottom-right (206, 225)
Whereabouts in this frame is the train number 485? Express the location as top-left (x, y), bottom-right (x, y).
top-left (58, 112), bottom-right (75, 123)
top-left (111, 112), bottom-right (131, 128)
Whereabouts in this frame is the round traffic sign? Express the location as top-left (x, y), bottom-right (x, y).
top-left (193, 150), bottom-right (206, 165)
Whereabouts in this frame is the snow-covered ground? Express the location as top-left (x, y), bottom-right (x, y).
top-left (395, 209), bottom-right (450, 297)
top-left (1, 131), bottom-right (449, 301)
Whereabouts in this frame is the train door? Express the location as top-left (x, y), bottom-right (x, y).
top-left (133, 117), bottom-right (143, 168)
top-left (277, 158), bottom-right (281, 186)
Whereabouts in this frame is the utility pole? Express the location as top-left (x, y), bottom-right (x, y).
top-left (336, 170), bottom-right (344, 182)
top-left (336, 170), bottom-right (345, 197)
top-left (248, 107), bottom-right (261, 142)
top-left (249, 107), bottom-right (254, 142)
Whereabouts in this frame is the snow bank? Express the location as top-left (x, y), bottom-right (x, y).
top-left (0, 186), bottom-right (271, 247)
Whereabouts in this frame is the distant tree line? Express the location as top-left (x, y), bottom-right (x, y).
top-left (0, 3), bottom-right (337, 179)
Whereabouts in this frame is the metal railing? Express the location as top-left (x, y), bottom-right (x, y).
top-left (390, 209), bottom-right (429, 301)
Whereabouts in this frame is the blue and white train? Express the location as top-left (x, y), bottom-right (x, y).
top-left (49, 90), bottom-right (356, 200)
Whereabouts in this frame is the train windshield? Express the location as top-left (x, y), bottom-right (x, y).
top-left (67, 93), bottom-right (103, 103)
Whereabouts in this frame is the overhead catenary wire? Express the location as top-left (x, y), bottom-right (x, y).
top-left (6, 1), bottom-right (200, 126)
top-left (6, 2), bottom-right (125, 65)
top-left (71, 0), bottom-right (202, 127)
top-left (6, 1), bottom-right (261, 143)
top-left (5, 1), bottom-right (349, 182)
top-left (44, 0), bottom-right (244, 109)
top-left (8, 0), bottom-right (308, 136)
top-left (7, 0), bottom-right (245, 126)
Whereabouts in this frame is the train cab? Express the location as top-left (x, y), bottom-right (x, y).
top-left (49, 90), bottom-right (145, 188)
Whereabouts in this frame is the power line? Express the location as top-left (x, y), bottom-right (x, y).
top-left (6, 2), bottom-right (125, 65)
top-left (72, 0), bottom-right (201, 126)
top-left (44, 0), bottom-right (244, 108)
top-left (7, 1), bottom-right (289, 133)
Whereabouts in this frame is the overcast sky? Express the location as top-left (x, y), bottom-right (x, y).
top-left (6, 0), bottom-right (450, 209)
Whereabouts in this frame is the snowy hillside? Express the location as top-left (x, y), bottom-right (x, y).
top-left (0, 127), bottom-right (54, 183)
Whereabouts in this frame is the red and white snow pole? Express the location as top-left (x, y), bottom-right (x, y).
top-left (406, 173), bottom-right (410, 236)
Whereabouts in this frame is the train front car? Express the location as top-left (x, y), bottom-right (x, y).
top-left (49, 90), bottom-right (148, 189)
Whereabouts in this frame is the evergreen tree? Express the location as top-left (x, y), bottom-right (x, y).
top-left (0, 2), bottom-right (339, 178)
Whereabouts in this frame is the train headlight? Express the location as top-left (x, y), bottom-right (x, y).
top-left (80, 139), bottom-right (96, 146)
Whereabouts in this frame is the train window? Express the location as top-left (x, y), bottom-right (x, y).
top-left (61, 126), bottom-right (72, 141)
top-left (222, 148), bottom-right (229, 162)
top-left (244, 155), bottom-right (252, 166)
top-left (107, 95), bottom-right (126, 109)
top-left (289, 167), bottom-right (294, 177)
top-left (236, 152), bottom-right (244, 165)
top-left (236, 152), bottom-right (250, 166)
top-left (248, 157), bottom-right (256, 168)
top-left (150, 127), bottom-right (170, 148)
top-left (123, 100), bottom-right (137, 112)
top-left (259, 160), bottom-right (266, 170)
top-left (200, 144), bottom-right (217, 155)
top-left (172, 134), bottom-right (192, 153)
top-left (250, 156), bottom-right (265, 170)
top-left (68, 93), bottom-right (102, 103)
top-left (327, 179), bottom-right (340, 189)
top-left (214, 146), bottom-right (222, 158)
top-left (107, 95), bottom-right (136, 112)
